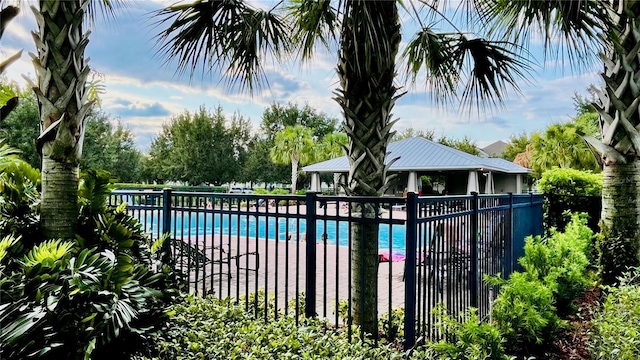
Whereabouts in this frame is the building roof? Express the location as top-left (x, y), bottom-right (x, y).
top-left (481, 140), bottom-right (509, 157)
top-left (303, 137), bottom-right (530, 174)
top-left (481, 157), bottom-right (530, 174)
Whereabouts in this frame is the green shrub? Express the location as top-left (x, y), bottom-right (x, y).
top-left (140, 295), bottom-right (402, 360)
top-left (113, 183), bottom-right (227, 193)
top-left (237, 289), bottom-right (304, 319)
top-left (414, 304), bottom-right (511, 360)
top-left (591, 269), bottom-right (640, 359)
top-left (596, 223), bottom-right (640, 286)
top-left (333, 299), bottom-right (404, 342)
top-left (0, 170), bottom-right (179, 359)
top-left (489, 272), bottom-right (561, 356)
top-left (379, 307), bottom-right (404, 341)
top-left (537, 168), bottom-right (602, 196)
top-left (538, 168), bottom-right (602, 233)
top-left (0, 147), bottom-right (41, 244)
top-left (270, 188), bottom-right (290, 195)
top-left (519, 214), bottom-right (593, 314)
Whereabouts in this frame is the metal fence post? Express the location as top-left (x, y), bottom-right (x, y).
top-left (470, 192), bottom-right (479, 308)
top-left (162, 188), bottom-right (173, 257)
top-left (305, 192), bottom-right (317, 318)
top-left (404, 192), bottom-right (417, 350)
top-left (530, 192), bottom-right (535, 236)
top-left (506, 192), bottom-right (514, 277)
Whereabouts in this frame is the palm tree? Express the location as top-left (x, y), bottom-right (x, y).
top-left (531, 122), bottom-right (601, 177)
top-left (478, 0), bottom-right (640, 279)
top-left (22, 1), bottom-right (119, 239)
top-left (270, 125), bottom-right (315, 194)
top-left (153, 0), bottom-right (530, 333)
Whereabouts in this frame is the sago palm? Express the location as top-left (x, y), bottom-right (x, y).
top-left (153, 0), bottom-right (531, 332)
top-left (477, 0), bottom-right (640, 282)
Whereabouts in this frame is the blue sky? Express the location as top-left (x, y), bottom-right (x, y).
top-left (2, 1), bottom-right (600, 152)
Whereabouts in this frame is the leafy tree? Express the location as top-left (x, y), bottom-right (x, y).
top-left (437, 135), bottom-right (480, 156)
top-left (270, 125), bottom-right (315, 194)
top-left (153, 0), bottom-right (532, 333)
top-left (503, 132), bottom-right (530, 162)
top-left (0, 93), bottom-right (143, 182)
top-left (392, 127), bottom-right (435, 141)
top-left (147, 106), bottom-right (250, 186)
top-left (0, 90), bottom-right (40, 169)
top-left (243, 103), bottom-right (336, 187)
top-left (81, 112), bottom-right (144, 183)
top-left (227, 112), bottom-right (254, 183)
top-left (243, 137), bottom-right (289, 186)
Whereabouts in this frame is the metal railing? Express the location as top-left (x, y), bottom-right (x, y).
top-left (108, 189), bottom-right (543, 348)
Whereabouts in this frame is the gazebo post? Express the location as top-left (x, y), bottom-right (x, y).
top-left (467, 170), bottom-right (479, 194)
top-left (484, 172), bottom-right (494, 194)
top-left (407, 171), bottom-right (419, 193)
top-left (310, 172), bottom-right (321, 192)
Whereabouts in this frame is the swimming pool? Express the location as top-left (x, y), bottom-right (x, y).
top-left (140, 211), bottom-right (408, 256)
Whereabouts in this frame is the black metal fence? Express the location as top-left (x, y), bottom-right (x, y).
top-left (108, 189), bottom-right (543, 348)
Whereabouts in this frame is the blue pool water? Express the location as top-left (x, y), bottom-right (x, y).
top-left (142, 212), bottom-right (408, 255)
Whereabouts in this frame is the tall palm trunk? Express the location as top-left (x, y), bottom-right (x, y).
top-left (590, 1), bottom-right (640, 279)
top-left (30, 1), bottom-right (92, 239)
top-left (336, 0), bottom-right (401, 334)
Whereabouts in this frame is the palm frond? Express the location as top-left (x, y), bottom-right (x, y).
top-left (152, 0), bottom-right (292, 93)
top-left (454, 37), bottom-right (533, 112)
top-left (85, 0), bottom-right (126, 26)
top-left (402, 28), bottom-right (460, 106)
top-left (287, 0), bottom-right (339, 60)
top-left (473, 0), bottom-right (609, 72)
top-left (0, 4), bottom-right (19, 39)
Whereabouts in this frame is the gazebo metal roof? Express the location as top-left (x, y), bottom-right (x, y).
top-left (302, 137), bottom-right (529, 174)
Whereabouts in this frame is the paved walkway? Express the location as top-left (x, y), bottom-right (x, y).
top-left (182, 234), bottom-right (405, 314)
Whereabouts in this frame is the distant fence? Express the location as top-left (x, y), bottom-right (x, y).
top-left (109, 190), bottom-right (543, 349)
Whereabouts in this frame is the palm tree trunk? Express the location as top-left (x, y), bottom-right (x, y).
top-left (593, 1), bottom-right (640, 281)
top-left (31, 1), bottom-right (92, 239)
top-left (601, 161), bottom-right (640, 239)
top-left (336, 0), bottom-right (401, 335)
top-left (41, 156), bottom-right (79, 238)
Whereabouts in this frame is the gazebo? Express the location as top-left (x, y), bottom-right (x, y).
top-left (302, 137), bottom-right (530, 195)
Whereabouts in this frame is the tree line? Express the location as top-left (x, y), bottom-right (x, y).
top-left (2, 92), bottom-right (493, 189)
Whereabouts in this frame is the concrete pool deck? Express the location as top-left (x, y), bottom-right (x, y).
top-left (177, 229), bottom-right (469, 323)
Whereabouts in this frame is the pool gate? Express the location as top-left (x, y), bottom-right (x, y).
top-left (109, 190), bottom-right (543, 349)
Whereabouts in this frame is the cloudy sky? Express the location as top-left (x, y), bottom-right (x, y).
top-left (2, 1), bottom-right (600, 152)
